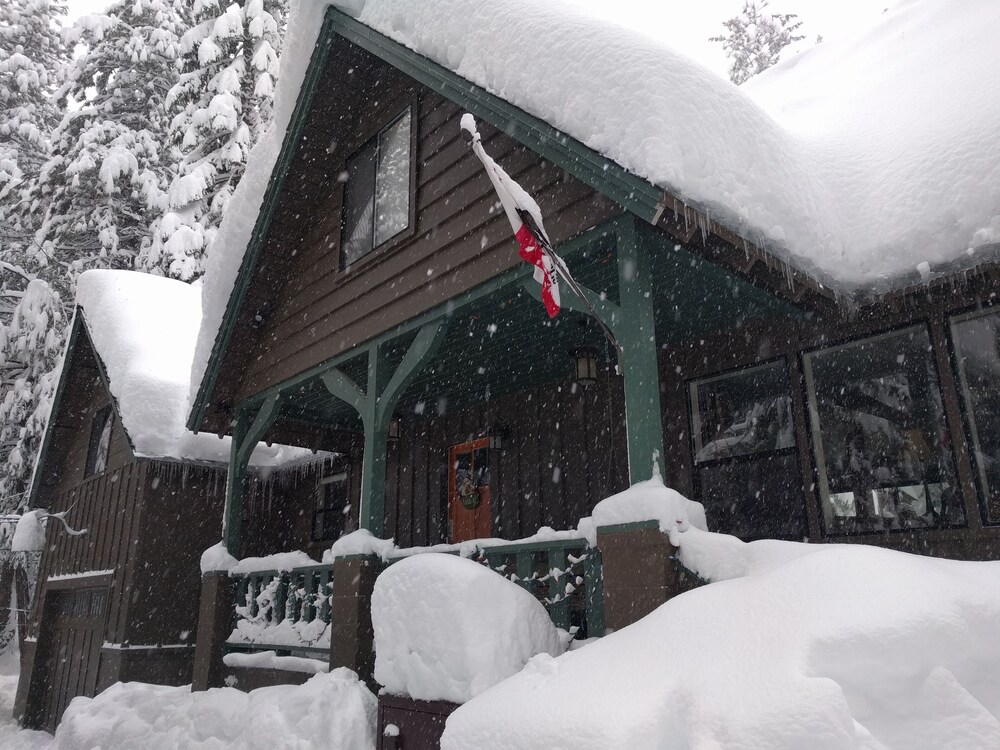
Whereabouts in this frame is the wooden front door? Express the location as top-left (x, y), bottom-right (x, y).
top-left (38, 587), bottom-right (108, 731)
top-left (448, 438), bottom-right (492, 543)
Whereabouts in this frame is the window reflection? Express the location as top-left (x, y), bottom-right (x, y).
top-left (803, 325), bottom-right (963, 533)
top-left (689, 361), bottom-right (805, 540)
top-left (950, 309), bottom-right (1000, 523)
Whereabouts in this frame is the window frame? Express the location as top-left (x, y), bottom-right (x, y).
top-left (339, 103), bottom-right (417, 270)
top-left (947, 305), bottom-right (1000, 526)
top-left (84, 404), bottom-right (114, 479)
top-left (800, 321), bottom-right (965, 537)
top-left (685, 357), bottom-right (807, 540)
top-left (312, 470), bottom-right (350, 543)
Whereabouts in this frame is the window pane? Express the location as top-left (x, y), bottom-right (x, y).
top-left (314, 473), bottom-right (349, 541)
top-left (951, 310), bottom-right (1000, 523)
top-left (690, 361), bottom-right (795, 463)
top-left (374, 109), bottom-right (411, 247)
top-left (804, 326), bottom-right (963, 534)
top-left (85, 405), bottom-right (113, 477)
top-left (699, 452), bottom-right (806, 540)
top-left (342, 142), bottom-right (376, 265)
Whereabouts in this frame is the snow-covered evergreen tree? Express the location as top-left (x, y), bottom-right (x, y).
top-left (141, 0), bottom-right (285, 280)
top-left (0, 279), bottom-right (65, 511)
top-left (0, 1), bottom-right (70, 322)
top-left (32, 0), bottom-right (185, 284)
top-left (710, 1), bottom-right (804, 85)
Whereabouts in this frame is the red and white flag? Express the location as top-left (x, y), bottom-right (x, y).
top-left (461, 114), bottom-right (561, 318)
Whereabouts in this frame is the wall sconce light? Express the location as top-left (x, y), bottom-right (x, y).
top-left (573, 347), bottom-right (599, 389)
top-left (488, 422), bottom-right (510, 451)
top-left (388, 419), bottom-right (400, 443)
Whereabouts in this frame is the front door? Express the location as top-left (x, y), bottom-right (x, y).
top-left (448, 439), bottom-right (492, 543)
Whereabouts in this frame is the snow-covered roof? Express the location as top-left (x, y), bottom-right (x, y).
top-left (192, 0), bottom-right (1000, 407)
top-left (74, 270), bottom-right (311, 466)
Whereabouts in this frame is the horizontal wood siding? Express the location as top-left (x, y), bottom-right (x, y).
top-left (228, 40), bottom-right (620, 403)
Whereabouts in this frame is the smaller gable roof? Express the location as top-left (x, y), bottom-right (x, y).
top-left (73, 270), bottom-right (310, 466)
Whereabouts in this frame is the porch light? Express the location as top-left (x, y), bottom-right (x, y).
top-left (388, 419), bottom-right (400, 443)
top-left (573, 347), bottom-right (599, 389)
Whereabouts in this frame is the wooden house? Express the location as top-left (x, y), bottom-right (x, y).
top-left (13, 271), bottom-right (323, 731)
top-left (180, 1), bottom-right (1000, 705)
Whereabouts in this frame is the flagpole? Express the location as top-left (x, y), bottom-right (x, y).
top-left (460, 118), bottom-right (623, 355)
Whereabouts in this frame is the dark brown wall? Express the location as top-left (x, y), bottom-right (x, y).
top-left (659, 296), bottom-right (1000, 561)
top-left (210, 39), bottom-right (620, 416)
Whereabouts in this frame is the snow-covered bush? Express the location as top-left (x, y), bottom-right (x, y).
top-left (373, 553), bottom-right (566, 703)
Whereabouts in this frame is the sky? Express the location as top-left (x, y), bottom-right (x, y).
top-left (63, 0), bottom-right (895, 79)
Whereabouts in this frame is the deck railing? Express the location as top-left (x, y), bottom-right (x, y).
top-left (225, 563), bottom-right (333, 657)
top-left (226, 536), bottom-right (606, 658)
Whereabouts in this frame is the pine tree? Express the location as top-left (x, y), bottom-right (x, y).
top-left (710, 1), bottom-right (805, 85)
top-left (141, 0), bottom-right (286, 280)
top-left (32, 0), bottom-right (185, 285)
top-left (0, 1), bottom-right (70, 322)
top-left (0, 279), bottom-right (65, 511)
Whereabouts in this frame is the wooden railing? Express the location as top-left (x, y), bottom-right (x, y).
top-left (226, 563), bottom-right (333, 657)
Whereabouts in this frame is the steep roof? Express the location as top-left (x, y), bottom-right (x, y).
top-left (190, 0), bottom-right (1000, 424)
top-left (70, 270), bottom-right (309, 466)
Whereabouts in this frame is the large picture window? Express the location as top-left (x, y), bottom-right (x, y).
top-left (84, 405), bottom-right (113, 478)
top-left (689, 361), bottom-right (805, 540)
top-left (341, 107), bottom-right (412, 266)
top-left (950, 309), bottom-right (1000, 524)
top-left (803, 325), bottom-right (963, 534)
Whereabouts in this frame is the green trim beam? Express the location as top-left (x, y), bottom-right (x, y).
top-left (223, 394), bottom-right (281, 554)
top-left (321, 320), bottom-right (448, 535)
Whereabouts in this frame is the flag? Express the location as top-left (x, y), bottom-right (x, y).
top-left (460, 114), bottom-right (560, 318)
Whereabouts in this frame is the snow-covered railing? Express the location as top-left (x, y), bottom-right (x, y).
top-left (226, 563), bottom-right (333, 658)
top-left (388, 537), bottom-right (605, 638)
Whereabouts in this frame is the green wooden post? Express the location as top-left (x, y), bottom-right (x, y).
top-left (615, 218), bottom-right (665, 484)
top-left (584, 547), bottom-right (606, 637)
top-left (323, 320), bottom-right (448, 537)
top-left (222, 394), bottom-right (281, 555)
top-left (547, 547), bottom-right (570, 630)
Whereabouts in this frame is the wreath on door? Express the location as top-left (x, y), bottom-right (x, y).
top-left (458, 476), bottom-right (481, 510)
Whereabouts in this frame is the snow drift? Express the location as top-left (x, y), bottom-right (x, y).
top-left (51, 670), bottom-right (376, 750)
top-left (442, 538), bottom-right (1000, 750)
top-left (74, 270), bottom-right (309, 466)
top-left (372, 553), bottom-right (565, 703)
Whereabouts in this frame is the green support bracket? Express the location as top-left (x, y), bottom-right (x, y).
top-left (521, 216), bottom-right (664, 484)
top-left (223, 394), bottom-right (281, 555)
top-left (321, 320), bottom-right (449, 537)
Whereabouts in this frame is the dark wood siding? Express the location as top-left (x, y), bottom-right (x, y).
top-left (224, 39), bottom-right (620, 404)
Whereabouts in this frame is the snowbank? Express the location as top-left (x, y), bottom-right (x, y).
top-left (223, 650), bottom-right (330, 675)
top-left (373, 553), bottom-right (565, 703)
top-left (10, 511), bottom-right (45, 553)
top-left (74, 270), bottom-right (312, 466)
top-left (51, 670), bottom-right (375, 750)
top-left (442, 542), bottom-right (1000, 750)
top-left (579, 473), bottom-right (707, 545)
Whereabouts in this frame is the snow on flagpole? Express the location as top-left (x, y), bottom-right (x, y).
top-left (460, 114), bottom-right (622, 354)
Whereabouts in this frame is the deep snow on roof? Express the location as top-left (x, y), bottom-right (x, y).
top-left (74, 270), bottom-right (310, 466)
top-left (191, 0), bottom-right (1000, 410)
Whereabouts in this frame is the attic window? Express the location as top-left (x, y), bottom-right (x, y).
top-left (85, 405), bottom-right (113, 478)
top-left (341, 107), bottom-right (413, 266)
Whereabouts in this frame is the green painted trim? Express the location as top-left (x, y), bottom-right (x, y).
top-left (321, 369), bottom-right (367, 416)
top-left (595, 519), bottom-right (661, 534)
top-left (223, 394), bottom-right (280, 554)
top-left (374, 319), bottom-right (448, 429)
top-left (329, 8), bottom-right (663, 221)
top-left (188, 11), bottom-right (339, 432)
